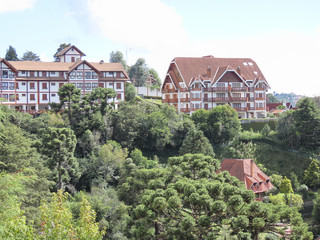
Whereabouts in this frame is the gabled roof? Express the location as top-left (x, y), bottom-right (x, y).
top-left (220, 159), bottom-right (274, 194)
top-left (0, 58), bottom-right (18, 73)
top-left (90, 62), bottom-right (129, 78)
top-left (54, 45), bottom-right (86, 57)
top-left (169, 56), bottom-right (267, 88)
top-left (68, 60), bottom-right (100, 73)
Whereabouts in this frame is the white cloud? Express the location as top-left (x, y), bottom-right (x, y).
top-left (86, 0), bottom-right (188, 50)
top-left (85, 0), bottom-right (320, 96)
top-left (0, 0), bottom-right (37, 13)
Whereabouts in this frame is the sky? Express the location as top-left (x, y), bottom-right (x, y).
top-left (0, 0), bottom-right (320, 96)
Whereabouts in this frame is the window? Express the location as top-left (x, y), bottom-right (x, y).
top-left (42, 94), bottom-right (48, 100)
top-left (116, 83), bottom-right (121, 89)
top-left (16, 94), bottom-right (19, 100)
top-left (2, 82), bottom-right (8, 90)
top-left (217, 93), bottom-right (225, 98)
top-left (51, 93), bottom-right (56, 97)
top-left (120, 72), bottom-right (124, 77)
top-left (30, 83), bottom-right (35, 89)
top-left (233, 93), bottom-right (241, 98)
top-left (92, 83), bottom-right (98, 89)
top-left (22, 82), bottom-right (26, 86)
top-left (9, 71), bottom-right (14, 78)
top-left (30, 94), bottom-right (35, 100)
top-left (232, 83), bottom-right (241, 87)
top-left (9, 82), bottom-right (15, 90)
top-left (106, 72), bottom-right (114, 77)
top-left (243, 62), bottom-right (248, 66)
top-left (21, 71), bottom-right (26, 74)
top-left (216, 83), bottom-right (225, 88)
top-left (92, 72), bottom-right (98, 79)
top-left (233, 103), bottom-right (241, 108)
top-left (42, 82), bottom-right (48, 89)
top-left (77, 72), bottom-right (83, 79)
top-left (2, 94), bottom-right (8, 100)
top-left (85, 83), bottom-right (91, 90)
top-left (77, 83), bottom-right (83, 89)
top-left (70, 72), bottom-right (76, 79)
top-left (51, 83), bottom-right (56, 86)
top-left (2, 70), bottom-right (8, 78)
top-left (22, 94), bottom-right (26, 97)
top-left (71, 57), bottom-right (75, 62)
top-left (9, 94), bottom-right (15, 102)
top-left (50, 71), bottom-right (56, 76)
top-left (192, 103), bottom-right (200, 109)
top-left (85, 72), bottom-right (91, 79)
top-left (117, 94), bottom-right (121, 100)
top-left (248, 62), bottom-right (253, 66)
top-left (192, 93), bottom-right (200, 99)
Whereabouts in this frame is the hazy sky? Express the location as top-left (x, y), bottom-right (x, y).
top-left (1, 0), bottom-right (320, 96)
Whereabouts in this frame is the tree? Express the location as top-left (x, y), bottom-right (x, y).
top-left (109, 50), bottom-right (127, 69)
top-left (207, 105), bottom-right (241, 144)
top-left (5, 45), bottom-right (19, 61)
top-left (0, 172), bottom-right (35, 239)
top-left (179, 126), bottom-right (215, 157)
top-left (277, 110), bottom-right (299, 148)
top-left (88, 87), bottom-right (116, 115)
top-left (149, 68), bottom-right (162, 89)
top-left (124, 154), bottom-right (312, 239)
top-left (125, 82), bottom-right (136, 102)
top-left (21, 51), bottom-right (40, 61)
top-left (39, 127), bottom-right (78, 190)
top-left (293, 97), bottom-right (320, 150)
top-left (39, 190), bottom-right (105, 240)
top-left (279, 177), bottom-right (294, 194)
top-left (54, 43), bottom-right (70, 61)
top-left (313, 194), bottom-right (320, 225)
top-left (266, 93), bottom-right (279, 103)
top-left (304, 159), bottom-right (320, 189)
top-left (128, 58), bottom-right (149, 87)
top-left (57, 83), bottom-right (81, 124)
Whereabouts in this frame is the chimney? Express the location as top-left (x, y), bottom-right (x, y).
top-left (100, 60), bottom-right (104, 64)
top-left (207, 66), bottom-right (211, 78)
top-left (250, 159), bottom-right (254, 177)
top-left (237, 66), bottom-right (241, 75)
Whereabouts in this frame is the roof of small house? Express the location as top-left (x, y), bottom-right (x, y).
top-left (220, 159), bottom-right (274, 194)
top-left (54, 45), bottom-right (86, 57)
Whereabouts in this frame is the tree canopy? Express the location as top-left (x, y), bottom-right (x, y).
top-left (5, 45), bottom-right (19, 61)
top-left (21, 51), bottom-right (41, 61)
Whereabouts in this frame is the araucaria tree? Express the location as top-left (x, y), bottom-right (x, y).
top-left (120, 154), bottom-right (312, 239)
top-left (5, 45), bottom-right (19, 61)
top-left (39, 127), bottom-right (79, 190)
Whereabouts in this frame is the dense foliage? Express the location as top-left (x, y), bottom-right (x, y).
top-left (1, 94), bottom-right (320, 239)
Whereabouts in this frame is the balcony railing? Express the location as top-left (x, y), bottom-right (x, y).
top-left (191, 97), bottom-right (201, 101)
top-left (255, 97), bottom-right (265, 100)
top-left (247, 97), bottom-right (255, 101)
top-left (231, 87), bottom-right (247, 92)
top-left (191, 87), bottom-right (202, 91)
top-left (213, 97), bottom-right (229, 102)
top-left (255, 87), bottom-right (265, 91)
top-left (212, 87), bottom-right (229, 92)
top-left (203, 97), bottom-right (212, 102)
top-left (233, 107), bottom-right (248, 112)
top-left (180, 98), bottom-right (189, 102)
top-left (230, 97), bottom-right (247, 101)
top-left (256, 107), bottom-right (265, 110)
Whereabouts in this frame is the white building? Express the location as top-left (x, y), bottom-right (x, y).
top-left (0, 45), bottom-right (129, 112)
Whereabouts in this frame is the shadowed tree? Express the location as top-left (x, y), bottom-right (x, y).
top-left (129, 58), bottom-right (149, 87)
top-left (109, 50), bottom-right (127, 69)
top-left (5, 45), bottom-right (19, 61)
top-left (21, 51), bottom-right (40, 61)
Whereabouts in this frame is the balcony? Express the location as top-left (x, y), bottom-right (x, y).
top-left (191, 98), bottom-right (201, 101)
top-left (233, 107), bottom-right (248, 112)
top-left (231, 87), bottom-right (247, 92)
top-left (212, 87), bottom-right (229, 92)
top-left (255, 97), bottom-right (265, 100)
top-left (203, 97), bottom-right (212, 102)
top-left (180, 108), bottom-right (190, 113)
top-left (256, 107), bottom-right (265, 111)
top-left (247, 97), bottom-right (255, 101)
top-left (203, 87), bottom-right (211, 92)
top-left (213, 97), bottom-right (229, 102)
top-left (255, 87), bottom-right (265, 91)
top-left (248, 107), bottom-right (255, 111)
top-left (180, 98), bottom-right (189, 102)
top-left (230, 97), bottom-right (247, 101)
top-left (248, 87), bottom-right (254, 92)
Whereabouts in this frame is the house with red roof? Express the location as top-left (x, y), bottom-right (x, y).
top-left (161, 55), bottom-right (270, 118)
top-left (219, 159), bottom-right (274, 200)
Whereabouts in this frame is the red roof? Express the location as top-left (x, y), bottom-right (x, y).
top-left (172, 56), bottom-right (268, 87)
top-left (220, 159), bottom-right (274, 194)
top-left (266, 103), bottom-right (282, 111)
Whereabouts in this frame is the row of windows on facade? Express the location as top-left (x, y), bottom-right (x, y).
top-left (0, 93), bottom-right (123, 101)
top-left (175, 92), bottom-right (265, 99)
top-left (172, 82), bottom-right (266, 89)
top-left (0, 70), bottom-right (125, 79)
top-left (0, 82), bottom-right (122, 90)
top-left (190, 102), bottom-right (265, 109)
